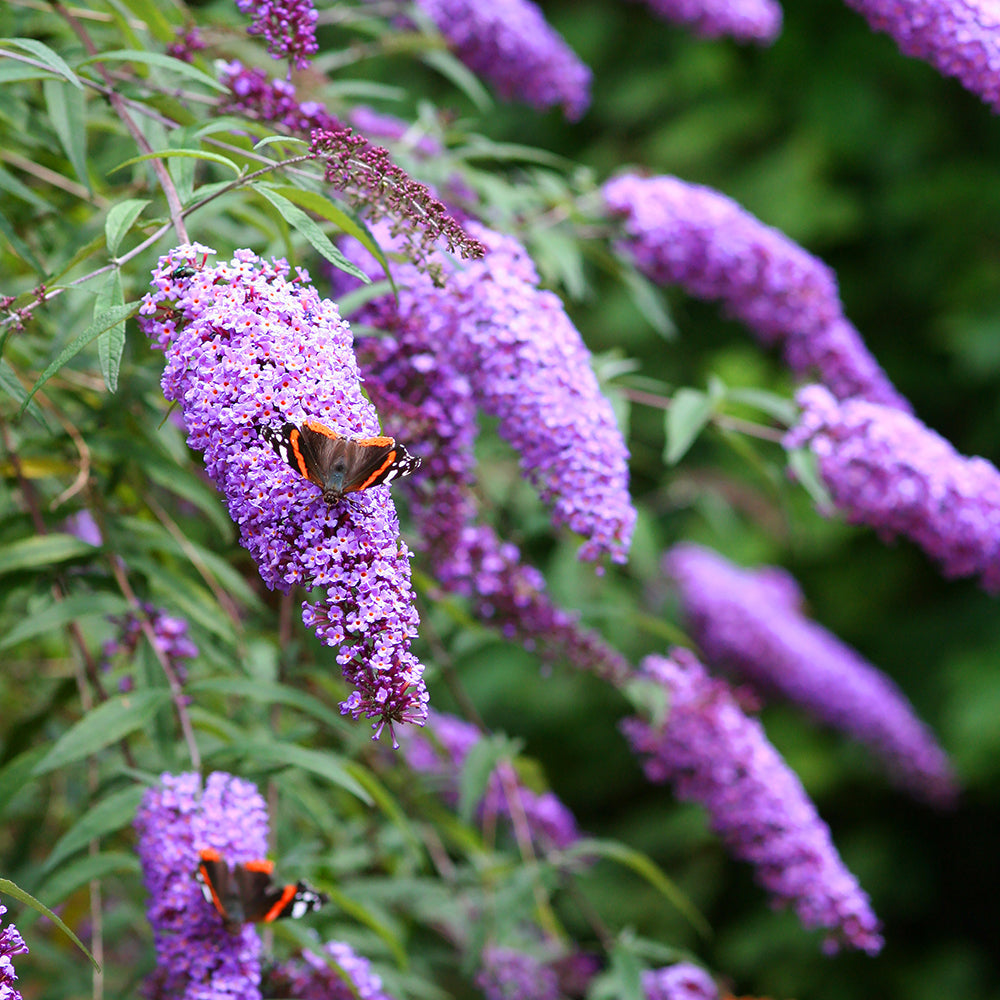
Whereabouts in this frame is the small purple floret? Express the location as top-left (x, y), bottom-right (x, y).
top-left (634, 0), bottom-right (782, 43)
top-left (235, 0), bottom-right (318, 69)
top-left (642, 962), bottom-right (718, 1000)
top-left (476, 945), bottom-right (560, 1000)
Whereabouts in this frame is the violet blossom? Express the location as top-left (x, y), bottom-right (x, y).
top-left (102, 603), bottom-right (199, 691)
top-left (402, 711), bottom-right (581, 850)
top-left (666, 542), bottom-right (957, 805)
top-left (844, 0), bottom-right (1000, 112)
top-left (353, 323), bottom-right (630, 682)
top-left (642, 963), bottom-right (718, 1000)
top-left (602, 173), bottom-right (910, 411)
top-left (166, 25), bottom-right (206, 63)
top-left (405, 0), bottom-right (592, 119)
top-left (476, 945), bottom-right (560, 1000)
top-left (0, 902), bottom-right (28, 1000)
top-left (133, 771), bottom-right (269, 1000)
top-left (633, 0), bottom-right (783, 43)
top-left (349, 106), bottom-right (444, 157)
top-left (139, 245), bottom-right (427, 739)
top-left (621, 649), bottom-right (884, 954)
top-left (787, 383), bottom-right (1000, 593)
top-left (235, 0), bottom-right (318, 69)
top-left (274, 940), bottom-right (396, 1000)
top-left (346, 220), bottom-right (636, 565)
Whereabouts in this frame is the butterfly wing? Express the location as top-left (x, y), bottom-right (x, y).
top-left (340, 436), bottom-right (422, 494)
top-left (234, 861), bottom-right (328, 923)
top-left (195, 848), bottom-right (241, 929)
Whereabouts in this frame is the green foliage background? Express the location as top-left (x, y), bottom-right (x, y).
top-left (2, 0), bottom-right (1000, 998)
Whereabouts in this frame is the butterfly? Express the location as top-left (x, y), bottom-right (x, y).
top-left (261, 419), bottom-right (421, 504)
top-left (194, 848), bottom-right (327, 933)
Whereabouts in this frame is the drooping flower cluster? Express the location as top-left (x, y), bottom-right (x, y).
top-left (634, 0), bottom-right (783, 43)
top-left (476, 945), bottom-right (561, 1000)
top-left (402, 0), bottom-right (592, 119)
top-left (347, 220), bottom-right (636, 565)
top-left (621, 649), bottom-right (884, 954)
top-left (0, 902), bottom-right (28, 1000)
top-left (166, 25), bottom-right (206, 63)
top-left (844, 0), bottom-right (1000, 112)
top-left (139, 245), bottom-right (427, 738)
top-left (217, 66), bottom-right (483, 275)
top-left (273, 940), bottom-right (396, 1000)
top-left (354, 322), bottom-right (630, 682)
top-left (602, 173), bottom-right (910, 411)
top-left (402, 712), bottom-right (582, 850)
top-left (642, 963), bottom-right (718, 1000)
top-left (235, 0), bottom-right (318, 69)
top-left (787, 383), bottom-right (1000, 593)
top-left (101, 603), bottom-right (198, 692)
top-left (134, 771), bottom-right (269, 1000)
top-left (665, 542), bottom-right (957, 805)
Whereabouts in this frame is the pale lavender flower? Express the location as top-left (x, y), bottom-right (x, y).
top-left (621, 649), bottom-right (884, 954)
top-left (787, 383), bottom-right (1000, 593)
top-left (235, 0), bottom-right (318, 69)
top-left (277, 940), bottom-right (396, 1000)
top-left (139, 246), bottom-right (427, 740)
top-left (642, 963), bottom-right (718, 1000)
top-left (844, 0), bottom-right (1000, 112)
top-left (220, 61), bottom-right (345, 133)
top-left (349, 106), bottom-right (444, 157)
top-left (476, 946), bottom-right (560, 1000)
top-left (347, 221), bottom-right (636, 565)
top-left (666, 542), bottom-right (957, 805)
top-left (63, 509), bottom-right (101, 546)
top-left (134, 771), bottom-right (268, 1000)
top-left (634, 0), bottom-right (782, 43)
top-left (0, 902), bottom-right (28, 1000)
top-left (602, 173), bottom-right (910, 411)
top-left (409, 0), bottom-right (592, 119)
top-left (402, 712), bottom-right (582, 850)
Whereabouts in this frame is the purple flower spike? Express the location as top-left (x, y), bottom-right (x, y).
top-left (139, 246), bottom-right (427, 739)
top-left (634, 0), bottom-right (783, 44)
top-left (276, 940), bottom-right (396, 1000)
top-left (134, 772), bottom-right (269, 1000)
top-left (844, 0), bottom-right (1000, 112)
top-left (402, 711), bottom-right (582, 850)
top-left (666, 542), bottom-right (957, 805)
top-left (235, 0), bottom-right (318, 69)
top-left (476, 946), bottom-right (560, 1000)
top-left (602, 173), bottom-right (910, 411)
top-left (347, 221), bottom-right (636, 565)
top-left (102, 603), bottom-right (199, 688)
top-left (787, 383), bottom-right (1000, 593)
top-left (0, 902), bottom-right (28, 1000)
top-left (642, 963), bottom-right (718, 1000)
top-left (621, 649), bottom-right (884, 954)
top-left (409, 0), bottom-right (592, 119)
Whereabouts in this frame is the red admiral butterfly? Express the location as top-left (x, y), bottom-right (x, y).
top-left (195, 848), bottom-right (327, 933)
top-left (261, 419), bottom-right (421, 504)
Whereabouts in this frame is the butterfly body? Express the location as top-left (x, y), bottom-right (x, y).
top-left (195, 848), bottom-right (327, 933)
top-left (262, 420), bottom-right (420, 503)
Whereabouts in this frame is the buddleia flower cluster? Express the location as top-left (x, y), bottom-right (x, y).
top-left (139, 245), bottom-right (427, 739)
top-left (402, 711), bottom-right (581, 850)
top-left (666, 542), bottom-right (956, 805)
top-left (133, 772), bottom-right (269, 1000)
top-left (642, 963), bottom-right (718, 1000)
top-left (0, 901), bottom-right (28, 1000)
top-left (787, 384), bottom-right (1000, 593)
top-left (602, 172), bottom-right (909, 411)
top-left (101, 603), bottom-right (199, 691)
top-left (271, 940), bottom-right (396, 1000)
top-left (633, 0), bottom-right (783, 43)
top-left (621, 649), bottom-right (884, 954)
top-left (234, 0), bottom-right (318, 69)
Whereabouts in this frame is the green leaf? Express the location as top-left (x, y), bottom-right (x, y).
top-left (23, 852), bottom-right (141, 922)
top-left (787, 446), bottom-right (833, 512)
top-left (0, 878), bottom-right (100, 970)
top-left (0, 38), bottom-right (83, 88)
top-left (111, 0), bottom-right (175, 41)
top-left (110, 148), bottom-right (241, 177)
top-left (44, 785), bottom-right (146, 872)
top-left (252, 184), bottom-right (368, 281)
top-left (0, 591), bottom-right (128, 651)
top-left (76, 50), bottom-right (226, 92)
top-left (43, 78), bottom-right (89, 190)
top-left (664, 387), bottom-right (715, 465)
top-left (189, 678), bottom-right (345, 730)
top-left (567, 837), bottom-right (711, 937)
top-left (18, 301), bottom-right (140, 415)
top-left (0, 534), bottom-right (94, 575)
top-left (95, 269), bottom-right (126, 392)
top-left (0, 747), bottom-right (48, 817)
top-left (458, 734), bottom-right (520, 825)
top-left (621, 267), bottom-right (675, 340)
top-left (0, 207), bottom-right (44, 273)
top-left (33, 690), bottom-right (173, 775)
top-left (0, 359), bottom-right (46, 424)
top-left (420, 48), bottom-right (492, 113)
top-left (726, 386), bottom-right (798, 425)
top-left (105, 199), bottom-right (149, 256)
top-left (241, 741), bottom-right (373, 805)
